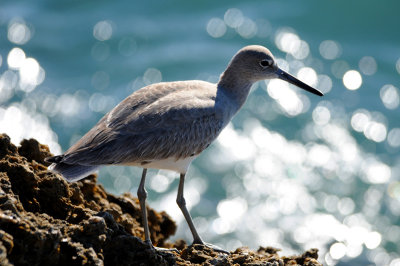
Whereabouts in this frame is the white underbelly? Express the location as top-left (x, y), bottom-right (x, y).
top-left (122, 155), bottom-right (197, 174)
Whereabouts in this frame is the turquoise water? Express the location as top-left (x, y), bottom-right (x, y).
top-left (1, 1), bottom-right (400, 265)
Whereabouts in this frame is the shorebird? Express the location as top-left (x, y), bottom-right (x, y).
top-left (46, 45), bottom-right (323, 251)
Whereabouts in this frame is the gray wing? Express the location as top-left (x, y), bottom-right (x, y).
top-left (59, 81), bottom-right (224, 166)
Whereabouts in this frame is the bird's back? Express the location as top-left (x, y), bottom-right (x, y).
top-left (47, 80), bottom-right (230, 179)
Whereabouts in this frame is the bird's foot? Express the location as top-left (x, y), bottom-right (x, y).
top-left (154, 246), bottom-right (179, 253)
top-left (144, 240), bottom-right (178, 253)
top-left (191, 241), bottom-right (229, 254)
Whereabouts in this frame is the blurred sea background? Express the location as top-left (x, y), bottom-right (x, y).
top-left (1, 0), bottom-right (399, 265)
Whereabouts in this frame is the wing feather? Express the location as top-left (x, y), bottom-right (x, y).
top-left (59, 81), bottom-right (224, 165)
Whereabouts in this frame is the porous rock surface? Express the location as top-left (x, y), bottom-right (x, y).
top-left (0, 133), bottom-right (321, 265)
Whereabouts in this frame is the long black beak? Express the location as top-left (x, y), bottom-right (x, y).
top-left (276, 68), bottom-right (324, 96)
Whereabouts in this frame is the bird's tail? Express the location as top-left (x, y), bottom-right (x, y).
top-left (45, 155), bottom-right (99, 182)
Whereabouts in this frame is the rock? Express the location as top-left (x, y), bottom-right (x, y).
top-left (0, 134), bottom-right (322, 265)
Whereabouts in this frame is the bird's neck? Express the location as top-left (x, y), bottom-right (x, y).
top-left (217, 68), bottom-right (253, 108)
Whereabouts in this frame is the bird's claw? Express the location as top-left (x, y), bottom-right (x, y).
top-left (191, 242), bottom-right (230, 254)
top-left (144, 240), bottom-right (178, 253)
top-left (154, 246), bottom-right (179, 253)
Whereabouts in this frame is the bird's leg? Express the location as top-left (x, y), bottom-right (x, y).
top-left (176, 173), bottom-right (204, 244)
top-left (137, 168), bottom-right (178, 253)
top-left (176, 173), bottom-right (229, 254)
top-left (137, 168), bottom-right (152, 245)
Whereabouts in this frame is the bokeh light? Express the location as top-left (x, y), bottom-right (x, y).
top-left (380, 84), bottom-right (399, 110)
top-left (364, 121), bottom-right (387, 143)
top-left (319, 40), bottom-right (341, 60)
top-left (7, 18), bottom-right (31, 45)
top-left (19, 57), bottom-right (45, 92)
top-left (224, 8), bottom-right (244, 28)
top-left (330, 242), bottom-right (346, 260)
top-left (113, 175), bottom-right (132, 194)
top-left (351, 109), bottom-right (370, 132)
top-left (150, 173), bottom-right (173, 193)
top-left (275, 28), bottom-right (309, 60)
top-left (93, 20), bottom-right (113, 41)
top-left (317, 75), bottom-right (332, 94)
top-left (313, 106), bottom-right (331, 125)
top-left (0, 104), bottom-right (61, 154)
top-left (143, 68), bottom-right (162, 85)
top-left (359, 56), bottom-right (377, 75)
top-left (236, 18), bottom-right (257, 39)
top-left (206, 18), bottom-right (226, 38)
top-left (350, 109), bottom-right (390, 143)
top-left (387, 128), bottom-right (400, 148)
top-left (297, 67), bottom-right (317, 87)
top-left (5, 47), bottom-right (45, 93)
top-left (266, 79), bottom-right (306, 116)
top-left (364, 161), bottom-right (391, 184)
top-left (7, 47), bottom-right (26, 69)
top-left (343, 70), bottom-right (362, 90)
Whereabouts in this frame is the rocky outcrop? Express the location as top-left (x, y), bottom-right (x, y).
top-left (0, 134), bottom-right (321, 265)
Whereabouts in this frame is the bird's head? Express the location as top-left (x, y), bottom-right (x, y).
top-left (226, 45), bottom-right (323, 96)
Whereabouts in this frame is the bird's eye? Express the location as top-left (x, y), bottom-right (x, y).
top-left (259, 59), bottom-right (272, 68)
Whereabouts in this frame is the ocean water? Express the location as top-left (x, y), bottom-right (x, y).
top-left (1, 0), bottom-right (400, 265)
